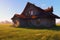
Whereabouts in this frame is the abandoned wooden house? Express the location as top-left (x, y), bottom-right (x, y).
top-left (11, 2), bottom-right (60, 28)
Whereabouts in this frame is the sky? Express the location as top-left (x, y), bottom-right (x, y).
top-left (0, 0), bottom-right (60, 22)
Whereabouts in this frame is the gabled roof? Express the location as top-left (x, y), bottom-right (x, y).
top-left (12, 2), bottom-right (60, 20)
top-left (21, 2), bottom-right (44, 15)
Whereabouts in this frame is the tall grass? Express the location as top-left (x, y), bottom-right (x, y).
top-left (0, 24), bottom-right (60, 40)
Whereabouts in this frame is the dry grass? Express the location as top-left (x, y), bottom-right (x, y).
top-left (0, 24), bottom-right (60, 40)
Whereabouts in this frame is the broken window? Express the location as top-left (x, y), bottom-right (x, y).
top-left (31, 10), bottom-right (33, 15)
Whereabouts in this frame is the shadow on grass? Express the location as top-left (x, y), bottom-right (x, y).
top-left (11, 25), bottom-right (60, 31)
top-left (17, 26), bottom-right (60, 31)
top-left (48, 26), bottom-right (60, 31)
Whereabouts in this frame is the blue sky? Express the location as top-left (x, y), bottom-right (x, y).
top-left (0, 0), bottom-right (60, 22)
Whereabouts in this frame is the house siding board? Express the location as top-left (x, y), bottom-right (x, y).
top-left (38, 18), bottom-right (55, 27)
top-left (18, 18), bottom-right (55, 27)
top-left (39, 19), bottom-right (49, 27)
top-left (19, 19), bottom-right (28, 27)
top-left (50, 18), bottom-right (55, 26)
top-left (31, 19), bottom-right (41, 26)
top-left (26, 18), bottom-right (55, 27)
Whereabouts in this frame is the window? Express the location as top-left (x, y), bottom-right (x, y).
top-left (36, 19), bottom-right (40, 24)
top-left (31, 10), bottom-right (33, 15)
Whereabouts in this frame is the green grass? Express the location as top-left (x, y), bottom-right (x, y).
top-left (0, 24), bottom-right (60, 40)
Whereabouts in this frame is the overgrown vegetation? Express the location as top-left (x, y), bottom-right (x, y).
top-left (0, 24), bottom-right (60, 40)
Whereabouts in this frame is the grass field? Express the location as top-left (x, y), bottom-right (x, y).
top-left (0, 24), bottom-right (60, 40)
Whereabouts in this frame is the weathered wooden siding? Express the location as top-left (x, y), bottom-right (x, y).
top-left (30, 18), bottom-right (55, 27)
top-left (12, 18), bottom-right (20, 27)
top-left (23, 4), bottom-right (41, 16)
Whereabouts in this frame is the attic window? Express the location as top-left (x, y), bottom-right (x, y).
top-left (31, 10), bottom-right (33, 15)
